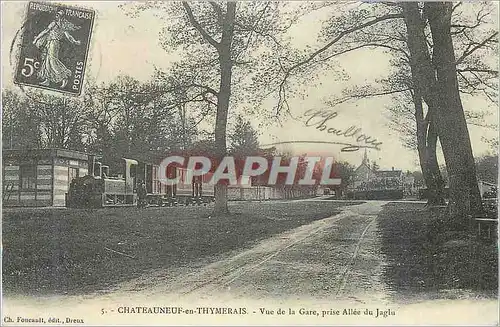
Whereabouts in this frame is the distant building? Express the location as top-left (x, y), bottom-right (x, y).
top-left (346, 151), bottom-right (406, 200)
top-left (351, 151), bottom-right (404, 191)
top-left (3, 148), bottom-right (89, 207)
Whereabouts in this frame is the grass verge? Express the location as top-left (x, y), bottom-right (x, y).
top-left (377, 202), bottom-right (497, 302)
top-left (3, 201), bottom-right (357, 296)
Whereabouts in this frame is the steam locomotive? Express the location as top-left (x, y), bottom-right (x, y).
top-left (66, 155), bottom-right (215, 208)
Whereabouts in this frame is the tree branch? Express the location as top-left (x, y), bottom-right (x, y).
top-left (182, 2), bottom-right (220, 49)
top-left (457, 67), bottom-right (498, 76)
top-left (456, 31), bottom-right (498, 65)
top-left (292, 13), bottom-right (404, 71)
top-left (233, 3), bottom-right (273, 61)
top-left (319, 42), bottom-right (410, 63)
top-left (326, 87), bottom-right (412, 108)
top-left (209, 1), bottom-right (223, 24)
top-left (277, 13), bottom-right (404, 114)
top-left (190, 83), bottom-right (219, 96)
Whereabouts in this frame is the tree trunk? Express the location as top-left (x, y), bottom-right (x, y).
top-left (414, 92), bottom-right (435, 201)
top-left (425, 120), bottom-right (445, 205)
top-left (411, 56), bottom-right (444, 206)
top-left (425, 2), bottom-right (483, 221)
top-left (402, 3), bottom-right (482, 226)
top-left (213, 2), bottom-right (237, 215)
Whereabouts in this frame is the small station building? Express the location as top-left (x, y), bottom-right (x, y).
top-left (3, 148), bottom-right (89, 207)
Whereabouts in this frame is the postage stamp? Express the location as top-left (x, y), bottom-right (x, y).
top-left (13, 1), bottom-right (95, 96)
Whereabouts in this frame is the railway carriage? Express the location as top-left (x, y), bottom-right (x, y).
top-left (66, 155), bottom-right (215, 208)
top-left (172, 168), bottom-right (215, 206)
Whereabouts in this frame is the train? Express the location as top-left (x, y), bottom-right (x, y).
top-left (66, 155), bottom-right (215, 208)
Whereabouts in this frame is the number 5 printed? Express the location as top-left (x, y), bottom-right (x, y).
top-left (21, 58), bottom-right (40, 78)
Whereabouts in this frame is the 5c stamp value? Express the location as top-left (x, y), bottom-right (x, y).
top-left (14, 2), bottom-right (95, 96)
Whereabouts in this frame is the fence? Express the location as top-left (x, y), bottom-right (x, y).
top-left (227, 186), bottom-right (316, 201)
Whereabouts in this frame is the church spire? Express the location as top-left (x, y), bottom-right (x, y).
top-left (362, 149), bottom-right (369, 165)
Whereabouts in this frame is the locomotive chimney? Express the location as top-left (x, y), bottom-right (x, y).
top-left (88, 155), bottom-right (96, 176)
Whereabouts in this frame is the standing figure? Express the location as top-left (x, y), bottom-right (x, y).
top-left (32, 10), bottom-right (81, 88)
top-left (137, 181), bottom-right (147, 208)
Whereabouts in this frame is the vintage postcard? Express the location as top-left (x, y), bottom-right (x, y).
top-left (1, 1), bottom-right (498, 326)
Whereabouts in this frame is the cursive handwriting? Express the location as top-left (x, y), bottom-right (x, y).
top-left (303, 109), bottom-right (383, 151)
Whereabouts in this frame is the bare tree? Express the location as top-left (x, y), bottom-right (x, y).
top-left (2, 89), bottom-right (43, 149)
top-left (277, 2), bottom-right (497, 220)
top-left (339, 3), bottom-right (497, 206)
top-left (82, 79), bottom-right (121, 157)
top-left (22, 91), bottom-right (87, 151)
top-left (124, 1), bottom-right (308, 214)
top-left (400, 2), bottom-right (485, 221)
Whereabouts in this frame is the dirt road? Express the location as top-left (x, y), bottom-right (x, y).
top-left (4, 200), bottom-right (498, 326)
top-left (114, 201), bottom-right (390, 304)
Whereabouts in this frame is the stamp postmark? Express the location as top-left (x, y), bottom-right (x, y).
top-left (14, 1), bottom-right (95, 96)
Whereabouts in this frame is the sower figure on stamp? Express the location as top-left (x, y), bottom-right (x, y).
top-left (33, 10), bottom-right (81, 88)
top-left (137, 180), bottom-right (147, 208)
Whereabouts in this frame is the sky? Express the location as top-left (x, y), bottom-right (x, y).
top-left (1, 1), bottom-right (498, 171)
